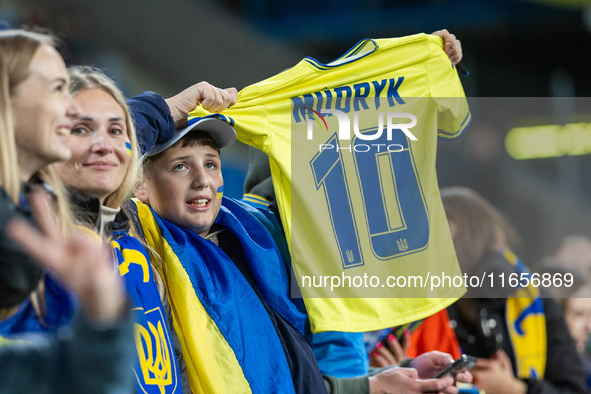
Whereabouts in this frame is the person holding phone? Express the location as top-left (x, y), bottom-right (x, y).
top-left (442, 187), bottom-right (587, 394)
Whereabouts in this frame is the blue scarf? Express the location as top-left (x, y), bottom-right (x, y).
top-left (136, 197), bottom-right (306, 394)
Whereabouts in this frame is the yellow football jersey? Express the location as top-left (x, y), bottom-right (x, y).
top-left (190, 33), bottom-right (470, 332)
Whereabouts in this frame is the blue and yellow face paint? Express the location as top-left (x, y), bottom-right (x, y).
top-left (216, 185), bottom-right (224, 199)
top-left (125, 142), bottom-right (132, 157)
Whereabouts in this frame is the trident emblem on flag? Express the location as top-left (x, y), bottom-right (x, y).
top-left (396, 238), bottom-right (409, 252)
top-left (135, 320), bottom-right (173, 393)
top-left (346, 249), bottom-right (355, 263)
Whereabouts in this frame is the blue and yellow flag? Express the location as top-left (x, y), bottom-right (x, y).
top-left (241, 193), bottom-right (271, 208)
top-left (134, 198), bottom-right (306, 394)
top-left (111, 232), bottom-right (181, 393)
top-left (0, 274), bottom-right (75, 337)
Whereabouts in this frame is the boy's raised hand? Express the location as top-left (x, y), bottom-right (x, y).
top-left (431, 29), bottom-right (462, 66)
top-left (166, 82), bottom-right (238, 128)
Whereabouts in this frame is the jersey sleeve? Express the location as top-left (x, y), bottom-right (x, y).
top-left (425, 39), bottom-right (471, 140)
top-left (187, 81), bottom-right (284, 156)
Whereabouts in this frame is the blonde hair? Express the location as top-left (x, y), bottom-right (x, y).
top-left (67, 66), bottom-right (139, 209)
top-left (0, 30), bottom-right (74, 235)
top-left (440, 186), bottom-right (518, 273)
top-left (66, 68), bottom-right (163, 276)
top-left (0, 30), bottom-right (54, 202)
top-left (0, 30), bottom-right (54, 95)
top-left (0, 52), bottom-right (18, 202)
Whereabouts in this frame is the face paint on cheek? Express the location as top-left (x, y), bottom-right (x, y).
top-left (125, 142), bottom-right (132, 157)
top-left (216, 185), bottom-right (224, 199)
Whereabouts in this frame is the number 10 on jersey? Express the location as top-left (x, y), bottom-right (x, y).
top-left (310, 130), bottom-right (430, 269)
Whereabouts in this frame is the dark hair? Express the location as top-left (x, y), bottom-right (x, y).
top-left (441, 186), bottom-right (518, 273)
top-left (177, 130), bottom-right (220, 154)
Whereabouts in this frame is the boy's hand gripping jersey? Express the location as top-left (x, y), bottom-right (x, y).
top-left (190, 33), bottom-right (471, 332)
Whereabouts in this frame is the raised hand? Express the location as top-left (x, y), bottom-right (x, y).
top-left (8, 189), bottom-right (127, 325)
top-left (165, 81), bottom-right (238, 128)
top-left (431, 29), bottom-right (463, 66)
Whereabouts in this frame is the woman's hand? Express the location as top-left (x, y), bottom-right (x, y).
top-left (370, 330), bottom-right (410, 367)
top-left (471, 351), bottom-right (528, 394)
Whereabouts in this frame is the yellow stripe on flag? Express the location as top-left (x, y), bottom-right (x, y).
top-left (135, 200), bottom-right (252, 394)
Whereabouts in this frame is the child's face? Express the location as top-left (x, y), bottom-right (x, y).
top-left (139, 143), bottom-right (223, 237)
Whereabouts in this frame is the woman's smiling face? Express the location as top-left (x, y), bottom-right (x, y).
top-left (55, 88), bottom-right (131, 203)
top-left (11, 44), bottom-right (81, 179)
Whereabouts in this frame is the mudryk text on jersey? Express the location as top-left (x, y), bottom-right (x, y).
top-left (291, 77), bottom-right (405, 123)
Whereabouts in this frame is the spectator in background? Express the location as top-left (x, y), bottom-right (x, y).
top-left (553, 235), bottom-right (591, 365)
top-left (554, 235), bottom-right (591, 284)
top-left (441, 186), bottom-right (587, 394)
top-left (560, 285), bottom-right (591, 391)
top-left (538, 260), bottom-right (591, 390)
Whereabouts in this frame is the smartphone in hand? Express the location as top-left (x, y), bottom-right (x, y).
top-left (432, 354), bottom-right (477, 379)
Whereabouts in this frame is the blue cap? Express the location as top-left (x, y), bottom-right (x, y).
top-left (143, 114), bottom-right (236, 158)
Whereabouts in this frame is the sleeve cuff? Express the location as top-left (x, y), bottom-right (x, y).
top-left (323, 375), bottom-right (370, 394)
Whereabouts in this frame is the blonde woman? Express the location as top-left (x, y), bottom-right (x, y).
top-left (52, 66), bottom-right (183, 394)
top-left (0, 29), bottom-right (133, 393)
top-left (0, 29), bottom-right (80, 330)
top-left (53, 66), bottom-right (237, 394)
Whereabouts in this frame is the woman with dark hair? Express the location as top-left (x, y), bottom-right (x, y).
top-left (442, 187), bottom-right (587, 394)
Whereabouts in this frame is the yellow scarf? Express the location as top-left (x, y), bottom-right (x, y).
top-left (504, 249), bottom-right (547, 379)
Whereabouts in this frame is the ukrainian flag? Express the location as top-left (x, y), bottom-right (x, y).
top-left (134, 198), bottom-right (305, 394)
